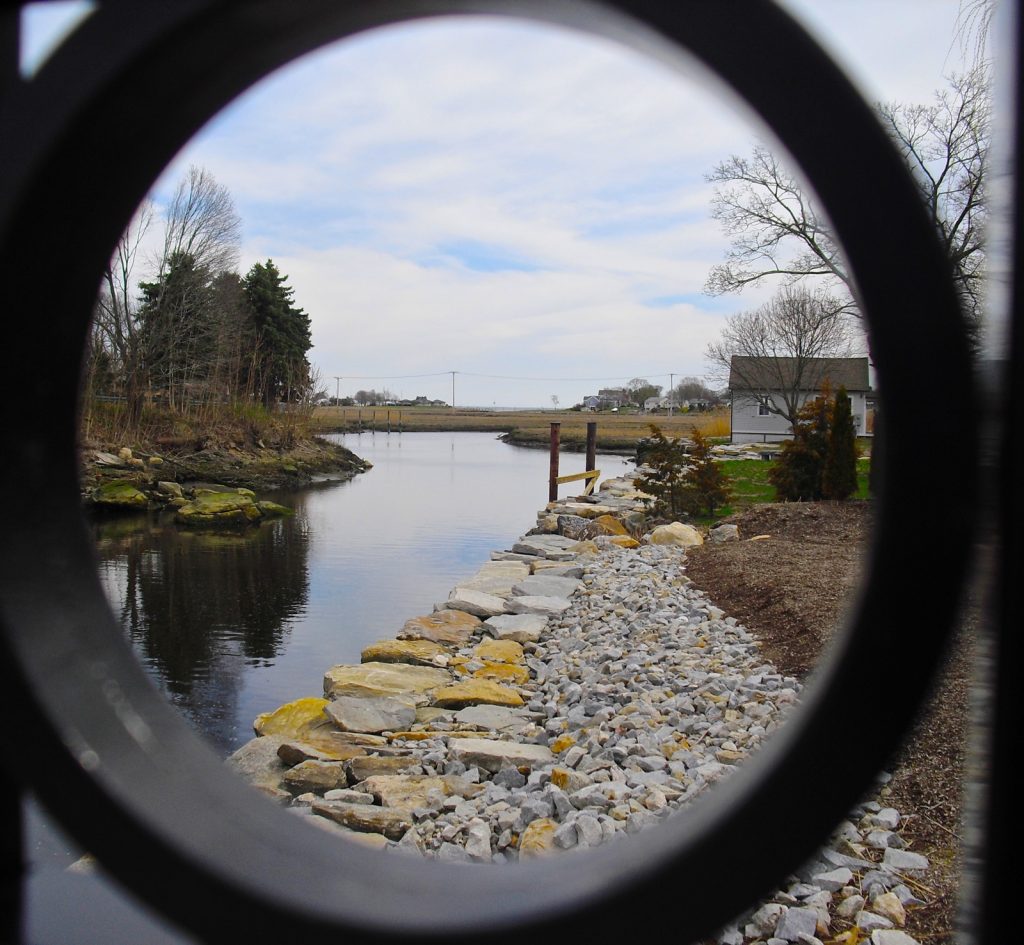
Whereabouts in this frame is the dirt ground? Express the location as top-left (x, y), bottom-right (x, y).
top-left (683, 502), bottom-right (973, 944)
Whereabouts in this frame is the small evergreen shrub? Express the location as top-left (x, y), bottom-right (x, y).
top-left (635, 425), bottom-right (730, 519)
top-left (822, 385), bottom-right (858, 499)
top-left (684, 428), bottom-right (731, 517)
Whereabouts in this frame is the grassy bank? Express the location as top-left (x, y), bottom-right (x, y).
top-left (310, 405), bottom-right (731, 451)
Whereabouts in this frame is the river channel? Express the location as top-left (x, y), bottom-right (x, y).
top-left (89, 432), bottom-right (633, 755)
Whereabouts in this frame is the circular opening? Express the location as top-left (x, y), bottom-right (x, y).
top-left (2, 2), bottom-right (978, 942)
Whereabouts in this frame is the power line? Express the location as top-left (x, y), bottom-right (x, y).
top-left (331, 370), bottom-right (691, 383)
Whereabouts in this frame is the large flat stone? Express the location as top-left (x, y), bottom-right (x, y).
top-left (398, 610), bottom-right (481, 645)
top-left (484, 613), bottom-right (548, 644)
top-left (456, 561), bottom-right (531, 598)
top-left (556, 502), bottom-right (619, 519)
top-left (355, 773), bottom-right (481, 809)
top-left (311, 800), bottom-right (412, 840)
top-left (453, 705), bottom-right (536, 734)
top-left (324, 696), bottom-right (417, 734)
top-left (511, 574), bottom-right (582, 598)
top-left (346, 755), bottom-right (424, 783)
top-left (444, 587), bottom-right (508, 617)
top-left (473, 638), bottom-right (525, 664)
top-left (281, 760), bottom-right (350, 794)
top-left (253, 696), bottom-right (372, 760)
top-left (226, 736), bottom-right (289, 799)
top-left (324, 662), bottom-right (452, 702)
top-left (510, 535), bottom-right (579, 558)
top-left (360, 639), bottom-right (450, 667)
top-left (431, 679), bottom-right (525, 709)
top-left (506, 595), bottom-right (574, 616)
top-left (448, 737), bottom-right (555, 773)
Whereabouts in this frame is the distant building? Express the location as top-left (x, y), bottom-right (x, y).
top-left (728, 356), bottom-right (871, 443)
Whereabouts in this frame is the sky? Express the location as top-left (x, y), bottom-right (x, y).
top-left (25, 2), bottom-right (975, 407)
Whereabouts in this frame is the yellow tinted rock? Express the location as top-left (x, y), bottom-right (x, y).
top-left (254, 697), bottom-right (329, 738)
top-left (550, 734), bottom-right (576, 754)
top-left (592, 514), bottom-right (628, 536)
top-left (398, 610), bottom-right (482, 645)
top-left (649, 522), bottom-right (703, 547)
top-left (473, 662), bottom-right (530, 686)
top-left (519, 818), bottom-right (558, 858)
top-left (253, 697), bottom-right (380, 760)
top-left (324, 662), bottom-right (451, 702)
top-left (360, 639), bottom-right (449, 666)
top-left (431, 679), bottom-right (524, 709)
top-left (474, 639), bottom-right (525, 664)
top-left (609, 536), bottom-right (640, 548)
top-left (568, 540), bottom-right (600, 555)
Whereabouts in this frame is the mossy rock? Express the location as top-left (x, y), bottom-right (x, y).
top-left (256, 500), bottom-right (293, 518)
top-left (175, 490), bottom-right (263, 528)
top-left (91, 479), bottom-right (150, 510)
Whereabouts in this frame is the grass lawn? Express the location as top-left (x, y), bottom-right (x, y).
top-left (690, 455), bottom-right (872, 526)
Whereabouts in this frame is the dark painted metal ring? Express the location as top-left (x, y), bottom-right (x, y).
top-left (0, 2), bottom-right (978, 942)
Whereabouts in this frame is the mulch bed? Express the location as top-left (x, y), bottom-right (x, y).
top-left (683, 501), bottom-right (973, 943)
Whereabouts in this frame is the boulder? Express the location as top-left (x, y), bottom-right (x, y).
top-left (156, 481), bottom-right (183, 498)
top-left (256, 500), bottom-right (294, 518)
top-left (483, 613), bottom-right (547, 644)
top-left (589, 514), bottom-right (629, 536)
top-left (252, 696), bottom-right (373, 760)
top-left (431, 679), bottom-right (525, 709)
top-left (649, 522), bottom-right (703, 547)
top-left (506, 595), bottom-right (573, 616)
top-left (709, 523), bottom-right (740, 543)
top-left (355, 773), bottom-right (481, 809)
top-left (444, 587), bottom-right (508, 618)
top-left (448, 737), bottom-right (554, 773)
top-left (311, 799), bottom-right (412, 840)
top-left (281, 760), bottom-right (350, 795)
top-left (324, 695), bottom-right (418, 734)
top-left (346, 756), bottom-right (424, 783)
top-left (398, 610), bottom-right (482, 645)
top-left (360, 639), bottom-right (449, 667)
top-left (323, 662), bottom-right (451, 702)
top-left (175, 490), bottom-right (263, 527)
top-left (511, 574), bottom-right (581, 599)
top-left (226, 735), bottom-right (289, 801)
top-left (473, 639), bottom-right (525, 664)
top-left (91, 480), bottom-right (149, 510)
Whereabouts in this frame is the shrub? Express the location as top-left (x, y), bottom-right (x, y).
top-left (769, 388), bottom-right (831, 501)
top-left (822, 385), bottom-right (858, 499)
top-left (635, 425), bottom-right (730, 519)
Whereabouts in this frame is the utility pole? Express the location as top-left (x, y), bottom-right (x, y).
top-left (450, 371), bottom-right (456, 410)
top-left (668, 373), bottom-right (674, 417)
top-left (333, 375), bottom-right (342, 406)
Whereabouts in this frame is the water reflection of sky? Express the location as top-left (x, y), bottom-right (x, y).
top-left (93, 433), bottom-right (633, 754)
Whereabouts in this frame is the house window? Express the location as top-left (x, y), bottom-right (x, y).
top-left (757, 398), bottom-right (771, 416)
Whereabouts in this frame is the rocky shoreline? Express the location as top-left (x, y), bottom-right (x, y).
top-left (229, 474), bottom-right (930, 945)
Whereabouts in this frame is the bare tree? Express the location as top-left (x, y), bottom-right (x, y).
top-left (706, 286), bottom-right (853, 428)
top-left (90, 201), bottom-right (155, 422)
top-left (704, 71), bottom-right (989, 347)
top-left (158, 164), bottom-right (241, 278)
top-left (877, 69), bottom-right (989, 330)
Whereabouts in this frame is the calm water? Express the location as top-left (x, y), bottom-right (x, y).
top-left (90, 432), bottom-right (633, 754)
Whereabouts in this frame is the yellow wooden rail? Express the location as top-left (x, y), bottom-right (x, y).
top-left (555, 468), bottom-right (601, 496)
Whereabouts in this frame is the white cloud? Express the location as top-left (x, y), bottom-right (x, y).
top-left (128, 4), bottom-right (973, 405)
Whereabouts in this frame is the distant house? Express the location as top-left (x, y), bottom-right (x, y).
top-left (582, 396), bottom-right (602, 411)
top-left (728, 356), bottom-right (871, 444)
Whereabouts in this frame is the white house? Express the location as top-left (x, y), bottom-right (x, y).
top-left (728, 356), bottom-right (872, 444)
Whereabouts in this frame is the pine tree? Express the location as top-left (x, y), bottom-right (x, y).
top-left (683, 428), bottom-right (731, 516)
top-left (822, 385), bottom-right (858, 499)
top-left (242, 260), bottom-right (312, 407)
top-left (634, 425), bottom-right (692, 519)
top-left (770, 386), bottom-right (831, 501)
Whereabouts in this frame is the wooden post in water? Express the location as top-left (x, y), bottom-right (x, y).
top-left (586, 421), bottom-right (597, 475)
top-left (387, 410), bottom-right (392, 434)
top-left (549, 422), bottom-right (561, 502)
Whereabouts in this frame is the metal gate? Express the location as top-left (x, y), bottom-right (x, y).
top-left (0, 2), bottom-right (1015, 942)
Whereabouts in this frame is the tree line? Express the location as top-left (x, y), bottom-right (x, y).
top-left (86, 165), bottom-right (313, 424)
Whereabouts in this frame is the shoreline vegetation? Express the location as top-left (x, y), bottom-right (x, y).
top-left (309, 404), bottom-right (733, 452)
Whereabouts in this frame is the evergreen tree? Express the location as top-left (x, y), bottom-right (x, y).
top-left (822, 385), bottom-right (858, 499)
top-left (634, 425), bottom-right (692, 519)
top-left (684, 428), bottom-right (731, 516)
top-left (242, 260), bottom-right (312, 406)
top-left (770, 386), bottom-right (831, 501)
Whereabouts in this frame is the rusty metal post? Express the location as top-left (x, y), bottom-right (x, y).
top-left (586, 422), bottom-right (597, 474)
top-left (549, 422), bottom-right (561, 502)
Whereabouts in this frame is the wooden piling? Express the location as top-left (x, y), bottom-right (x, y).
top-left (586, 422), bottom-right (597, 474)
top-left (549, 422), bottom-right (561, 502)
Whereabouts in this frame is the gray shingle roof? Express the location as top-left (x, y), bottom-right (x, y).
top-left (728, 356), bottom-right (870, 392)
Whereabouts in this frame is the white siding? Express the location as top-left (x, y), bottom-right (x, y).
top-left (730, 392), bottom-right (869, 444)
